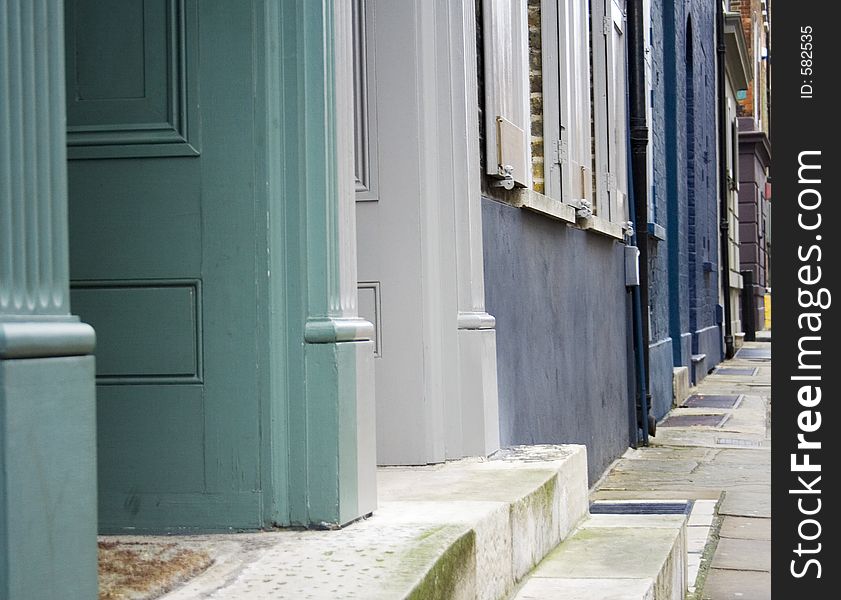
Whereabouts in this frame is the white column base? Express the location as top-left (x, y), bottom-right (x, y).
top-left (448, 327), bottom-right (501, 458)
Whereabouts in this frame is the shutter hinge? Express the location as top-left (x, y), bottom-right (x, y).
top-left (602, 171), bottom-right (615, 193)
top-left (552, 133), bottom-right (567, 165)
top-left (603, 15), bottom-right (611, 35)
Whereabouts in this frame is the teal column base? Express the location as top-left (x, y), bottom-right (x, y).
top-left (301, 340), bottom-right (376, 527)
top-left (0, 356), bottom-right (98, 600)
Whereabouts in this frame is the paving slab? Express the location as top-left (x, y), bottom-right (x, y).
top-left (709, 538), bottom-right (771, 572)
top-left (592, 490), bottom-right (723, 501)
top-left (621, 447), bottom-right (719, 462)
top-left (583, 513), bottom-right (687, 529)
top-left (515, 577), bottom-right (656, 600)
top-left (718, 491), bottom-right (771, 518)
top-left (512, 513), bottom-right (686, 600)
top-left (718, 517), bottom-right (771, 540)
top-left (686, 553), bottom-right (702, 589)
top-left (686, 526), bottom-right (710, 553)
top-left (701, 568), bottom-right (771, 600)
top-left (612, 459), bottom-right (700, 474)
top-left (532, 526), bottom-right (682, 580)
top-left (583, 341), bottom-right (771, 600)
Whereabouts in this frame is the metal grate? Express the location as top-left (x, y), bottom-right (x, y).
top-left (735, 348), bottom-right (771, 360)
top-left (716, 438), bottom-right (766, 447)
top-left (660, 414), bottom-right (728, 428)
top-left (590, 501), bottom-right (693, 515)
top-left (682, 394), bottom-right (742, 409)
top-left (713, 367), bottom-right (757, 376)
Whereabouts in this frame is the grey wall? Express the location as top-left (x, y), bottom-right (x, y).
top-left (482, 198), bottom-right (633, 483)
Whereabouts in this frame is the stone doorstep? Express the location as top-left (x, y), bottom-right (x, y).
top-left (672, 366), bottom-right (691, 407)
top-left (512, 512), bottom-right (688, 600)
top-left (157, 444), bottom-right (589, 600)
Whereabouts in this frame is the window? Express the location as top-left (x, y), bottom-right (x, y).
top-left (482, 0), bottom-right (531, 187)
top-left (592, 0), bottom-right (629, 223)
top-left (541, 0), bottom-right (593, 205)
top-left (538, 0), bottom-right (629, 227)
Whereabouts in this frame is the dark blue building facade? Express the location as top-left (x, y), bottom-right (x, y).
top-left (647, 0), bottom-right (724, 418)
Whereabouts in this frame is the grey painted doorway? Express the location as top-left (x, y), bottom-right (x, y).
top-left (354, 0), bottom-right (460, 465)
top-left (65, 0), bottom-right (266, 530)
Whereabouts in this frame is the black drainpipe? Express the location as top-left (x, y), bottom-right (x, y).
top-left (627, 0), bottom-right (654, 440)
top-left (717, 1), bottom-right (735, 358)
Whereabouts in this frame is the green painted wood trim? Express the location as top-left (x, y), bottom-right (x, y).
top-left (0, 320), bottom-right (95, 358)
top-left (1, 356), bottom-right (98, 600)
top-left (97, 490), bottom-right (263, 533)
top-left (256, 0), bottom-right (284, 528)
top-left (278, 0), bottom-right (346, 321)
top-left (272, 0), bottom-right (374, 527)
top-left (0, 0), bottom-right (71, 319)
top-left (304, 317), bottom-right (374, 343)
top-left (302, 342), bottom-right (358, 526)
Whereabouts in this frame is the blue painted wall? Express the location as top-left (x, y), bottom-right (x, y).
top-left (648, 0), bottom-right (723, 415)
top-left (482, 198), bottom-right (634, 483)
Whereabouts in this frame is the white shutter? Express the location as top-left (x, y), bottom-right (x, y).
top-left (609, 0), bottom-right (629, 223)
top-left (566, 0), bottom-right (594, 204)
top-left (592, 0), bottom-right (629, 222)
top-left (643, 0), bottom-right (654, 223)
top-left (483, 0), bottom-right (531, 187)
top-left (541, 0), bottom-right (593, 203)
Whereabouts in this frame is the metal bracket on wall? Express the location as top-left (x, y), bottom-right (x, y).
top-left (568, 198), bottom-right (593, 219)
top-left (492, 164), bottom-right (516, 190)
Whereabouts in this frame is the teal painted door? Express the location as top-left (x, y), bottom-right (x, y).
top-left (66, 0), bottom-right (266, 530)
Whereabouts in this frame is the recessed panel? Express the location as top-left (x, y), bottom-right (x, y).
top-left (74, 0), bottom-right (146, 101)
top-left (71, 281), bottom-right (201, 382)
top-left (358, 282), bottom-right (382, 356)
top-left (96, 385), bottom-right (205, 493)
top-left (353, 0), bottom-right (379, 201)
top-left (65, 0), bottom-right (199, 157)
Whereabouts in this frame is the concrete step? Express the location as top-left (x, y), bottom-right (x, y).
top-left (512, 511), bottom-right (688, 600)
top-left (691, 353), bottom-right (708, 384)
top-left (158, 444), bottom-right (589, 600)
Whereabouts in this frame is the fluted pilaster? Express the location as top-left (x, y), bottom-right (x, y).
top-left (1, 0), bottom-right (70, 318)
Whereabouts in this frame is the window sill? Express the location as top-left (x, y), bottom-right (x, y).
top-left (647, 222), bottom-right (666, 241)
top-left (494, 188), bottom-right (626, 240)
top-left (578, 214), bottom-right (626, 240)
top-left (502, 188), bottom-right (577, 223)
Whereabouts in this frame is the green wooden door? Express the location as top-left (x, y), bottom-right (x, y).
top-left (66, 0), bottom-right (265, 531)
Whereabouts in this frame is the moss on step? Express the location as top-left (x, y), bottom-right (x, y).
top-left (406, 529), bottom-right (477, 600)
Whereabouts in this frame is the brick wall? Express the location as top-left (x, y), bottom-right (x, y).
top-left (527, 0), bottom-right (545, 194)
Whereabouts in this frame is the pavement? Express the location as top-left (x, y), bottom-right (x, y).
top-left (591, 339), bottom-right (772, 599)
top-left (99, 338), bottom-right (771, 600)
top-left (117, 445), bottom-right (591, 600)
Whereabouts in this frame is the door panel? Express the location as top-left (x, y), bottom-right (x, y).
top-left (354, 0), bottom-right (430, 464)
top-left (66, 0), bottom-right (263, 529)
top-left (354, 0), bottom-right (455, 465)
